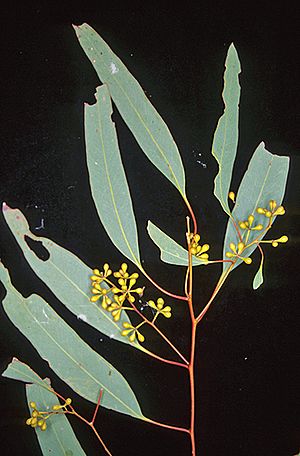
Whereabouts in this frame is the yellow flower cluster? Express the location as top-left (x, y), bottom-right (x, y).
top-left (257, 199), bottom-right (285, 218)
top-left (226, 199), bottom-right (288, 264)
top-left (189, 233), bottom-right (210, 261)
top-left (239, 214), bottom-right (263, 232)
top-left (225, 242), bottom-right (252, 264)
top-left (89, 263), bottom-right (172, 343)
top-left (26, 398), bottom-right (72, 431)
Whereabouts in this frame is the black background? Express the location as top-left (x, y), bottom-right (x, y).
top-left (0, 1), bottom-right (299, 455)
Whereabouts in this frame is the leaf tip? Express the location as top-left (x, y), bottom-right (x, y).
top-left (2, 202), bottom-right (10, 212)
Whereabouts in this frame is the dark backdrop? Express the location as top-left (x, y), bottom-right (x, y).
top-left (0, 1), bottom-right (299, 455)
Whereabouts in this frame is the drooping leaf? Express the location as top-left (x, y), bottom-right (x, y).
top-left (0, 265), bottom-right (144, 421)
top-left (2, 203), bottom-right (141, 348)
top-left (2, 358), bottom-right (86, 456)
top-left (223, 142), bottom-right (289, 276)
top-left (85, 85), bottom-right (140, 265)
top-left (253, 254), bottom-right (264, 290)
top-left (147, 221), bottom-right (207, 267)
top-left (74, 23), bottom-right (186, 198)
top-left (212, 43), bottom-right (241, 215)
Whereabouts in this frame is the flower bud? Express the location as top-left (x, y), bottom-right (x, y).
top-left (274, 206), bottom-right (285, 215)
top-left (248, 214), bottom-right (254, 226)
top-left (237, 242), bottom-right (245, 254)
top-left (229, 242), bottom-right (236, 253)
top-left (41, 422), bottom-right (47, 431)
top-left (228, 191), bottom-right (235, 202)
top-left (243, 257), bottom-right (252, 265)
top-left (239, 221), bottom-right (247, 230)
top-left (194, 234), bottom-right (200, 243)
top-left (278, 235), bottom-right (288, 243)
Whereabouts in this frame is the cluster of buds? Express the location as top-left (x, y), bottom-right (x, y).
top-left (226, 198), bottom-right (288, 265)
top-left (239, 214), bottom-right (263, 232)
top-left (189, 233), bottom-right (210, 261)
top-left (257, 200), bottom-right (285, 218)
top-left (26, 401), bottom-right (48, 431)
top-left (26, 398), bottom-right (72, 431)
top-left (225, 242), bottom-right (252, 264)
top-left (90, 263), bottom-right (172, 343)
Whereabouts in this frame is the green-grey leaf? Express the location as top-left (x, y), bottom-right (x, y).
top-left (2, 203), bottom-right (140, 348)
top-left (74, 23), bottom-right (186, 198)
top-left (3, 359), bottom-right (86, 456)
top-left (85, 85), bottom-right (140, 265)
top-left (253, 255), bottom-right (264, 290)
top-left (223, 142), bottom-right (289, 272)
top-left (0, 265), bottom-right (144, 421)
top-left (147, 221), bottom-right (207, 267)
top-left (2, 357), bottom-right (52, 389)
top-left (212, 43), bottom-right (241, 215)
top-left (26, 381), bottom-right (86, 456)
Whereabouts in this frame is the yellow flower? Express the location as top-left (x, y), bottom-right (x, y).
top-left (190, 233), bottom-right (210, 261)
top-left (256, 200), bottom-right (285, 218)
top-left (112, 277), bottom-right (144, 304)
top-left (90, 283), bottom-right (112, 309)
top-left (239, 214), bottom-right (263, 231)
top-left (225, 242), bottom-right (252, 264)
top-left (148, 298), bottom-right (172, 318)
top-left (107, 296), bottom-right (129, 321)
top-left (121, 322), bottom-right (145, 343)
top-left (90, 263), bottom-right (112, 283)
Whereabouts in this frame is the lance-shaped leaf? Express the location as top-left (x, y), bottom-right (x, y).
top-left (223, 142), bottom-right (289, 281)
top-left (212, 43), bottom-right (241, 215)
top-left (0, 265), bottom-right (144, 421)
top-left (2, 203), bottom-right (141, 348)
top-left (74, 23), bottom-right (186, 198)
top-left (2, 359), bottom-right (86, 456)
top-left (85, 85), bottom-right (140, 266)
top-left (147, 221), bottom-right (207, 267)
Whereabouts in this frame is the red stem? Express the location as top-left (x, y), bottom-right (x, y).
top-left (130, 300), bottom-right (189, 365)
top-left (91, 388), bottom-right (103, 425)
top-left (140, 267), bottom-right (188, 301)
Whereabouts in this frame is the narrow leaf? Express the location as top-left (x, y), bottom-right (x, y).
top-left (147, 221), bottom-right (207, 267)
top-left (74, 23), bottom-right (186, 197)
top-left (26, 381), bottom-right (87, 456)
top-left (223, 142), bottom-right (289, 271)
top-left (0, 265), bottom-right (144, 420)
top-left (2, 203), bottom-right (140, 348)
top-left (85, 85), bottom-right (140, 265)
top-left (212, 43), bottom-right (241, 215)
top-left (3, 359), bottom-right (86, 456)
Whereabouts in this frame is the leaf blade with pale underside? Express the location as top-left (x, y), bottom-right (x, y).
top-left (74, 23), bottom-right (186, 198)
top-left (212, 43), bottom-right (241, 215)
top-left (147, 221), bottom-right (207, 267)
top-left (2, 203), bottom-right (141, 348)
top-left (0, 265), bottom-right (144, 421)
top-left (85, 84), bottom-right (140, 265)
top-left (223, 142), bottom-right (289, 285)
